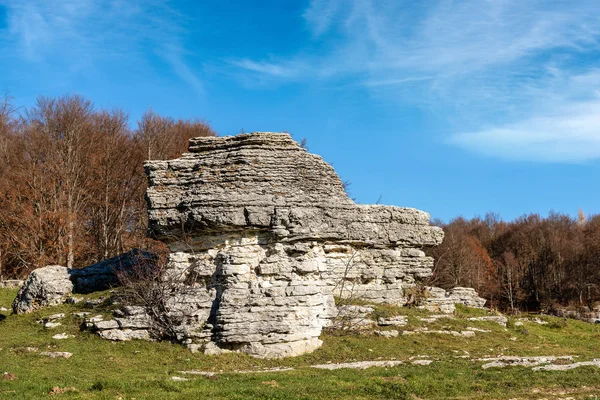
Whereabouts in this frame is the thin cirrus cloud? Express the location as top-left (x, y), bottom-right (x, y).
top-left (231, 0), bottom-right (600, 163)
top-left (0, 0), bottom-right (204, 94)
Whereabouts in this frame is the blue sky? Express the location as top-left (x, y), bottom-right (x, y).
top-left (1, 0), bottom-right (600, 222)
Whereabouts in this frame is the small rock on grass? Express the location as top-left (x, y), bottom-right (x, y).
top-left (411, 360), bottom-right (433, 366)
top-left (40, 352), bottom-right (72, 359)
top-left (52, 333), bottom-right (74, 340)
top-left (171, 376), bottom-right (189, 381)
top-left (375, 330), bottom-right (399, 338)
top-left (2, 372), bottom-right (17, 381)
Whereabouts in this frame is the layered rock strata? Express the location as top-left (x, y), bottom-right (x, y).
top-left (132, 132), bottom-right (447, 357)
top-left (13, 132), bottom-right (486, 357)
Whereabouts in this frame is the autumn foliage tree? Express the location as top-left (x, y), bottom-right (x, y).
top-left (429, 211), bottom-right (600, 312)
top-left (0, 94), bottom-right (215, 277)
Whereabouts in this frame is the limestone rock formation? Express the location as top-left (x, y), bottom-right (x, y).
top-left (12, 249), bottom-right (154, 314)
top-left (14, 132), bottom-right (486, 357)
top-left (137, 132), bottom-right (446, 357)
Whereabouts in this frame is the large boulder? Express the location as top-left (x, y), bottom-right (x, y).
top-left (12, 266), bottom-right (73, 314)
top-left (12, 249), bottom-right (155, 314)
top-left (105, 132), bottom-right (447, 357)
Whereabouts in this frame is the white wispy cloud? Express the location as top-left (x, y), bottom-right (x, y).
top-left (451, 99), bottom-right (600, 162)
top-left (229, 0), bottom-right (600, 162)
top-left (0, 0), bottom-right (204, 95)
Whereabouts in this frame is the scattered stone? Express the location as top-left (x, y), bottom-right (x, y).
top-left (180, 370), bottom-right (218, 377)
top-left (48, 313), bottom-right (65, 320)
top-left (421, 287), bottom-right (486, 313)
top-left (170, 376), bottom-right (189, 382)
top-left (97, 329), bottom-right (150, 341)
top-left (66, 296), bottom-right (83, 304)
top-left (187, 344), bottom-right (202, 353)
top-left (84, 298), bottom-right (105, 307)
top-left (377, 316), bottom-right (408, 326)
top-left (467, 316), bottom-right (508, 327)
top-left (43, 322), bottom-right (62, 329)
top-left (418, 314), bottom-right (453, 323)
top-left (476, 356), bottom-right (573, 369)
top-left (311, 360), bottom-right (404, 370)
top-left (94, 320), bottom-right (120, 330)
top-left (411, 359), bottom-right (433, 366)
top-left (203, 341), bottom-right (232, 356)
top-left (402, 328), bottom-right (475, 337)
top-left (466, 327), bottom-right (491, 333)
top-left (52, 333), bottom-right (74, 340)
top-left (518, 317), bottom-right (548, 325)
top-left (533, 359), bottom-right (600, 371)
top-left (87, 315), bottom-right (104, 323)
top-left (375, 330), bottom-right (399, 338)
top-left (331, 305), bottom-right (375, 331)
top-left (40, 351), bottom-right (73, 359)
top-left (0, 307), bottom-right (9, 312)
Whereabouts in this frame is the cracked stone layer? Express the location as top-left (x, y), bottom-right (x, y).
top-left (122, 132), bottom-right (451, 357)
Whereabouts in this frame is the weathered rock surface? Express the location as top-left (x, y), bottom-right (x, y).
top-left (12, 249), bottom-right (154, 314)
top-left (119, 133), bottom-right (447, 357)
top-left (40, 351), bottom-right (72, 359)
top-left (12, 266), bottom-right (73, 314)
top-left (15, 132), bottom-right (485, 358)
top-left (83, 132), bottom-right (490, 358)
top-left (422, 287), bottom-right (486, 313)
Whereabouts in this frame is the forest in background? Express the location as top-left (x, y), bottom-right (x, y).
top-left (1, 94), bottom-right (598, 313)
top-left (0, 94), bottom-right (215, 278)
top-left (428, 212), bottom-right (600, 312)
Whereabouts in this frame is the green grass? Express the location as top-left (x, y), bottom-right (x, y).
top-left (2, 288), bottom-right (600, 399)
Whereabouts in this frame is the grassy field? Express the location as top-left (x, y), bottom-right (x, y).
top-left (1, 287), bottom-right (600, 399)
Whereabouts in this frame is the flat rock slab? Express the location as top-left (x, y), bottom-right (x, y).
top-left (311, 361), bottom-right (404, 370)
top-left (476, 356), bottom-right (573, 369)
top-left (402, 328), bottom-right (476, 337)
top-left (375, 330), bottom-right (399, 338)
top-left (377, 316), bottom-right (408, 326)
top-left (467, 316), bottom-right (508, 327)
top-left (52, 333), bottom-right (75, 340)
top-left (533, 360), bottom-right (600, 371)
top-left (411, 360), bottom-right (434, 366)
top-left (40, 352), bottom-right (72, 359)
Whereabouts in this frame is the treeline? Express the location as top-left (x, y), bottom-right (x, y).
top-left (428, 212), bottom-right (600, 312)
top-left (0, 94), bottom-right (215, 279)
